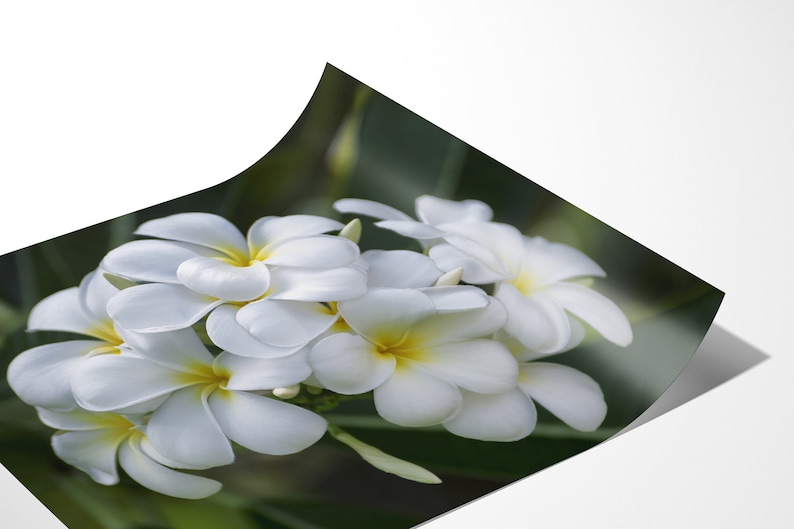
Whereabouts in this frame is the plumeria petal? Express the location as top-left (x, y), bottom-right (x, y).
top-left (107, 283), bottom-right (222, 332)
top-left (415, 195), bottom-right (493, 224)
top-left (208, 390), bottom-right (327, 455)
top-left (543, 282), bottom-right (633, 347)
top-left (333, 198), bottom-right (414, 222)
top-left (310, 333), bottom-right (396, 394)
top-left (505, 317), bottom-right (586, 363)
top-left (117, 327), bottom-right (215, 372)
top-left (119, 432), bottom-right (223, 499)
top-left (100, 240), bottom-right (210, 283)
top-left (428, 242), bottom-right (510, 284)
top-left (495, 283), bottom-right (571, 354)
top-left (37, 407), bottom-right (139, 430)
top-left (72, 354), bottom-right (187, 412)
top-left (267, 266), bottom-right (368, 302)
top-left (137, 436), bottom-right (208, 471)
top-left (237, 299), bottom-right (338, 348)
top-left (206, 305), bottom-right (302, 358)
top-left (217, 350), bottom-right (312, 391)
top-left (443, 389), bottom-right (537, 442)
top-left (263, 236), bottom-right (359, 268)
top-left (373, 364), bottom-right (462, 427)
top-left (411, 299), bottom-right (507, 345)
top-left (418, 285), bottom-right (490, 312)
top-left (374, 220), bottom-right (445, 240)
top-left (79, 271), bottom-right (119, 321)
top-left (147, 385), bottom-right (234, 468)
top-left (135, 212), bottom-right (248, 260)
top-left (51, 428), bottom-right (125, 485)
top-left (418, 340), bottom-right (518, 394)
top-left (26, 287), bottom-right (96, 336)
top-left (362, 250), bottom-right (442, 288)
top-left (338, 289), bottom-right (436, 344)
top-left (520, 237), bottom-right (606, 286)
top-left (177, 256), bottom-right (270, 302)
top-left (247, 215), bottom-right (344, 255)
top-left (519, 362), bottom-right (607, 431)
top-left (7, 340), bottom-right (101, 411)
top-left (439, 222), bottom-right (525, 271)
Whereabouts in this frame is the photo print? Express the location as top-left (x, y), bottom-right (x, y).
top-left (0, 64), bottom-right (723, 529)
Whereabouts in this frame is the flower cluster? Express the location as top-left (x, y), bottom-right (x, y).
top-left (7, 196), bottom-right (632, 498)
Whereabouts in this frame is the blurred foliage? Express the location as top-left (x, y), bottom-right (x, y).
top-left (0, 64), bottom-right (722, 528)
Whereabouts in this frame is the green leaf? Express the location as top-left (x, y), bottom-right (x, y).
top-left (327, 424), bottom-right (442, 484)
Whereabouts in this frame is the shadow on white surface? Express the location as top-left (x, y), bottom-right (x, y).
top-left (621, 324), bottom-right (769, 433)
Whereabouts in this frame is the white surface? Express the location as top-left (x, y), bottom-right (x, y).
top-left (1, 1), bottom-right (792, 527)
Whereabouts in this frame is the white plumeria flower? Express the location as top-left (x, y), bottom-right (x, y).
top-left (71, 327), bottom-right (327, 469)
top-left (7, 271), bottom-right (123, 411)
top-left (339, 195), bottom-right (632, 354)
top-left (36, 407), bottom-right (222, 499)
top-left (334, 195), bottom-right (493, 249)
top-left (431, 223), bottom-right (633, 354)
top-left (443, 334), bottom-right (607, 441)
top-left (310, 288), bottom-right (518, 428)
top-left (100, 212), bottom-right (367, 352)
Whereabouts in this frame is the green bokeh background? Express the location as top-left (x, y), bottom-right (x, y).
top-left (0, 64), bottom-right (722, 529)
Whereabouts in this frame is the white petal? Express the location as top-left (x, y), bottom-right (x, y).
top-left (206, 305), bottom-right (302, 358)
top-left (543, 282), bottom-right (633, 346)
top-left (310, 333), bottom-right (395, 394)
top-left (100, 240), bottom-right (208, 283)
top-left (147, 385), bottom-right (234, 468)
top-left (79, 270), bottom-right (119, 321)
top-left (337, 289), bottom-right (436, 345)
top-left (119, 432), bottom-right (223, 499)
top-left (443, 389), bottom-right (537, 442)
top-left (137, 436), bottom-right (208, 471)
top-left (419, 340), bottom-right (518, 394)
top-left (333, 198), bottom-right (414, 221)
top-left (428, 242), bottom-right (510, 284)
top-left (496, 283), bottom-right (571, 354)
top-left (267, 266), bottom-right (368, 302)
top-left (37, 407), bottom-right (137, 431)
top-left (519, 362), bottom-right (607, 431)
top-left (118, 327), bottom-right (215, 372)
top-left (520, 237), bottom-right (606, 286)
top-left (136, 212), bottom-right (248, 260)
top-left (107, 283), bottom-right (222, 332)
top-left (51, 428), bottom-right (125, 485)
top-left (262, 236), bottom-right (359, 268)
top-left (236, 299), bottom-right (338, 348)
top-left (27, 287), bottom-right (96, 336)
top-left (411, 299), bottom-right (507, 345)
top-left (561, 316), bottom-right (587, 352)
top-left (373, 365), bottom-right (461, 427)
top-left (177, 256), bottom-right (270, 302)
top-left (7, 341), bottom-right (100, 411)
top-left (362, 250), bottom-right (442, 288)
top-left (374, 219), bottom-right (445, 239)
top-left (217, 350), bottom-right (312, 391)
top-left (440, 222), bottom-right (525, 270)
top-left (72, 354), bottom-right (185, 412)
top-left (418, 285), bottom-right (490, 312)
top-left (208, 390), bottom-right (327, 455)
top-left (247, 215), bottom-right (344, 253)
top-left (415, 195), bottom-right (493, 224)
top-left (509, 317), bottom-right (587, 362)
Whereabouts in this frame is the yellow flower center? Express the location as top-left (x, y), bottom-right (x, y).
top-left (511, 271), bottom-right (535, 296)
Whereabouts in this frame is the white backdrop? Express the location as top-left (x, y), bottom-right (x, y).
top-left (2, 1), bottom-right (792, 527)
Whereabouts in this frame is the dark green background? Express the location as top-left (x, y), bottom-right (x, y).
top-left (0, 64), bottom-right (722, 529)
